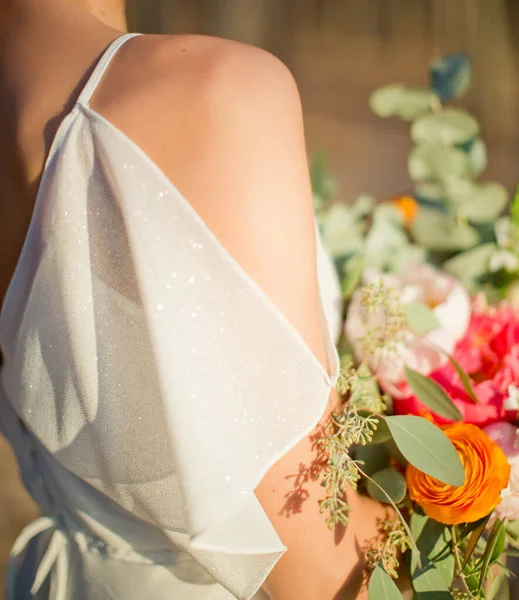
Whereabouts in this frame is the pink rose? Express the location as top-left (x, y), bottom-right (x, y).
top-left (345, 264), bottom-right (471, 397)
top-left (483, 422), bottom-right (519, 520)
top-left (396, 300), bottom-right (519, 427)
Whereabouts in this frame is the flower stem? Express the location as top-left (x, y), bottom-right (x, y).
top-left (451, 526), bottom-right (473, 598)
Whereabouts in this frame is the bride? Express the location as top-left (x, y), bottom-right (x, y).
top-left (0, 1), bottom-right (388, 598)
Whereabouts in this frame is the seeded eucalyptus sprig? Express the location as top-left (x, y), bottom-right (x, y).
top-left (317, 397), bottom-right (380, 529)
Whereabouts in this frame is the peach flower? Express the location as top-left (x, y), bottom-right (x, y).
top-left (407, 423), bottom-right (510, 525)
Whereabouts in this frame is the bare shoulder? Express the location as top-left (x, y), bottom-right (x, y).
top-left (93, 33), bottom-right (327, 370)
top-left (93, 32), bottom-right (309, 218)
top-left (94, 33), bottom-right (299, 128)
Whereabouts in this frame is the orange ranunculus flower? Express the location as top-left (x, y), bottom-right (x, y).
top-left (391, 195), bottom-right (419, 226)
top-left (406, 423), bottom-right (511, 525)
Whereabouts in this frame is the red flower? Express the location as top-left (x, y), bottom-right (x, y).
top-left (395, 299), bottom-right (519, 427)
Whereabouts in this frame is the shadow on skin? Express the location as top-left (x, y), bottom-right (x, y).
top-left (333, 537), bottom-right (366, 599)
top-left (278, 425), bottom-right (328, 517)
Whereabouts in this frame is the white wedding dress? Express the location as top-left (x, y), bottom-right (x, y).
top-left (0, 34), bottom-right (341, 600)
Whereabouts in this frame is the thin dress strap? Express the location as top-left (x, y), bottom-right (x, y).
top-left (76, 33), bottom-right (141, 107)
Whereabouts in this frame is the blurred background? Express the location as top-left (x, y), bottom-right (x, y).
top-left (1, 0), bottom-right (519, 593)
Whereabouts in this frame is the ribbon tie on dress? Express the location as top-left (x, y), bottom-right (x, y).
top-left (6, 515), bottom-right (68, 600)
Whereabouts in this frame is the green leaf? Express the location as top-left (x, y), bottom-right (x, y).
top-left (488, 575), bottom-right (510, 600)
top-left (446, 355), bottom-right (478, 404)
top-left (341, 255), bottom-right (363, 300)
top-left (357, 409), bottom-right (392, 444)
top-left (430, 53), bottom-right (471, 101)
top-left (468, 138), bottom-right (487, 177)
top-left (403, 304), bottom-right (440, 335)
top-left (505, 519), bottom-right (519, 548)
top-left (489, 522), bottom-right (507, 566)
top-left (358, 465), bottom-right (421, 563)
top-left (366, 468), bottom-right (407, 504)
top-left (370, 84), bottom-right (438, 121)
top-left (355, 443), bottom-right (390, 477)
top-left (479, 518), bottom-right (507, 593)
top-left (410, 512), bottom-right (455, 587)
top-left (368, 564), bottom-right (404, 600)
top-left (511, 184), bottom-right (519, 229)
top-left (458, 182), bottom-right (508, 224)
top-left (443, 242), bottom-right (496, 293)
top-left (319, 203), bottom-right (365, 257)
top-left (410, 552), bottom-right (453, 599)
top-left (408, 144), bottom-right (471, 182)
top-left (462, 514), bottom-right (491, 568)
top-left (384, 437), bottom-right (408, 468)
top-left (411, 108), bottom-right (479, 146)
top-left (415, 182), bottom-right (445, 205)
top-left (404, 367), bottom-right (462, 421)
top-left (371, 416), bottom-right (392, 444)
top-left (411, 208), bottom-right (479, 251)
top-left (385, 416), bottom-right (465, 487)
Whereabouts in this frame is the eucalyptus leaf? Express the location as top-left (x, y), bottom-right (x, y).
top-left (411, 208), bottom-right (479, 251)
top-left (505, 519), bottom-right (519, 548)
top-left (384, 437), bottom-right (408, 468)
top-left (403, 304), bottom-right (440, 335)
top-left (447, 355), bottom-right (478, 404)
top-left (408, 144), bottom-right (470, 182)
top-left (385, 416), bottom-right (465, 486)
top-left (410, 510), bottom-right (429, 543)
top-left (511, 184), bottom-right (519, 229)
top-left (370, 415), bottom-right (392, 444)
top-left (443, 242), bottom-right (496, 293)
top-left (370, 84), bottom-right (438, 121)
top-left (415, 182), bottom-right (445, 205)
top-left (359, 466), bottom-right (421, 563)
top-left (342, 255), bottom-right (363, 300)
top-left (410, 512), bottom-right (454, 587)
top-left (488, 575), bottom-right (510, 600)
top-left (410, 552), bottom-right (453, 599)
top-left (468, 138), bottom-right (487, 177)
top-left (458, 182), bottom-right (508, 224)
top-left (319, 203), bottom-right (365, 256)
top-left (430, 53), bottom-right (471, 101)
top-left (368, 564), bottom-right (404, 600)
top-left (351, 194), bottom-right (376, 219)
top-left (366, 468), bottom-right (407, 504)
top-left (411, 108), bottom-right (479, 146)
top-left (355, 442), bottom-right (391, 477)
top-left (404, 367), bottom-right (462, 421)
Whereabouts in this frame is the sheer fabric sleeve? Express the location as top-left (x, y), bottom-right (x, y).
top-left (90, 106), bottom-right (339, 522)
top-left (0, 107), bottom-right (339, 599)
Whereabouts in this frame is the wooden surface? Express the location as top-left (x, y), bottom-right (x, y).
top-left (1, 0), bottom-right (519, 595)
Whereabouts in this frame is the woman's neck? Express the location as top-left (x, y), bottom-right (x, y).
top-left (83, 0), bottom-right (127, 31)
top-left (5, 0), bottom-right (128, 32)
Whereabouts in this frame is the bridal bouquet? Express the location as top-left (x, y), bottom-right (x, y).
top-left (314, 54), bottom-right (519, 599)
